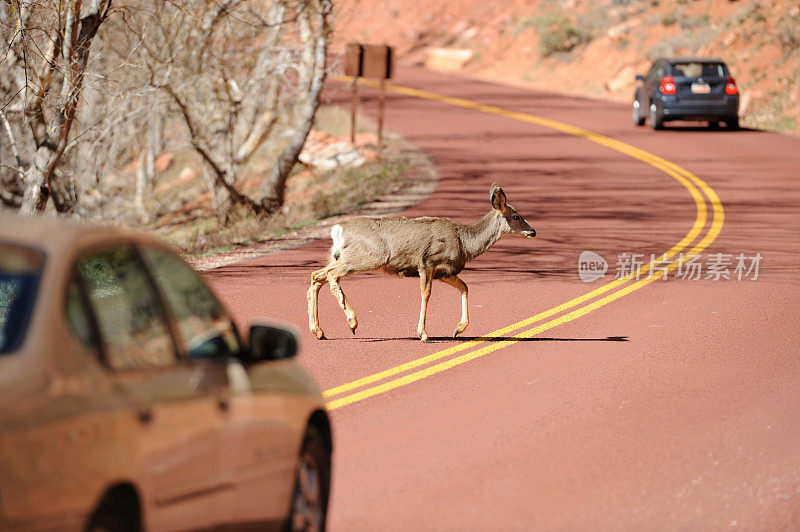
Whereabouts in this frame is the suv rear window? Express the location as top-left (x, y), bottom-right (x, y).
top-left (0, 244), bottom-right (44, 354)
top-left (670, 62), bottom-right (725, 78)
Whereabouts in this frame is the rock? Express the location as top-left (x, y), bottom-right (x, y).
top-left (155, 166), bottom-right (197, 194)
top-left (178, 167), bottom-right (196, 182)
top-left (606, 65), bottom-right (637, 95)
top-left (607, 22), bottom-right (632, 41)
top-left (739, 88), bottom-right (765, 117)
top-left (154, 152), bottom-right (174, 174)
top-left (299, 129), bottom-right (366, 171)
top-left (721, 32), bottom-right (736, 47)
top-left (424, 48), bottom-right (474, 72)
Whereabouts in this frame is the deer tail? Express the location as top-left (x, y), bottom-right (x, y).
top-left (330, 224), bottom-right (344, 261)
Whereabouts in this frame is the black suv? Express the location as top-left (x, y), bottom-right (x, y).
top-left (633, 57), bottom-right (739, 130)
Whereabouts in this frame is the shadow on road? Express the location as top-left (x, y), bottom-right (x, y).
top-left (653, 125), bottom-right (760, 133)
top-left (350, 335), bottom-right (629, 343)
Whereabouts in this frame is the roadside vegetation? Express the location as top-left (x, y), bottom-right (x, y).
top-left (153, 106), bottom-right (416, 257)
top-left (0, 0), bottom-right (334, 220)
top-left (533, 9), bottom-right (590, 56)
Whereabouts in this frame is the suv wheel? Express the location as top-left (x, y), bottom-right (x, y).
top-left (726, 117), bottom-right (740, 130)
top-left (650, 104), bottom-right (664, 130)
top-left (632, 98), bottom-right (645, 126)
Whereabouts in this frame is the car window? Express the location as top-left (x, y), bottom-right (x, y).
top-left (77, 246), bottom-right (177, 370)
top-left (671, 62), bottom-right (725, 78)
top-left (0, 244), bottom-right (44, 355)
top-left (139, 246), bottom-right (240, 360)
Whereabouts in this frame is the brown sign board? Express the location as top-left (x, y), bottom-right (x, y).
top-left (344, 43), bottom-right (393, 79)
top-left (344, 42), bottom-right (363, 77)
top-left (362, 44), bottom-right (393, 79)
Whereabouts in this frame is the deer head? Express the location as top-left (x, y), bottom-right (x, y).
top-left (490, 182), bottom-right (536, 238)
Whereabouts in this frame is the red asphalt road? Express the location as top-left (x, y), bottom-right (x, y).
top-left (206, 67), bottom-right (800, 530)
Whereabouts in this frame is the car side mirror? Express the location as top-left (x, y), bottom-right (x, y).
top-left (635, 74), bottom-right (645, 82)
top-left (247, 323), bottom-right (298, 362)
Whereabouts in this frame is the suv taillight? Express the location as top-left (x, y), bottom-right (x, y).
top-left (660, 76), bottom-right (677, 95)
top-left (725, 76), bottom-right (738, 95)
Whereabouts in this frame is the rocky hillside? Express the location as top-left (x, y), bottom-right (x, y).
top-left (333, 0), bottom-right (800, 133)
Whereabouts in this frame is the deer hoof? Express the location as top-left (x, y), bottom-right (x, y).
top-left (418, 332), bottom-right (429, 343)
top-left (312, 328), bottom-right (325, 340)
top-left (347, 317), bottom-right (358, 335)
top-left (453, 322), bottom-right (468, 337)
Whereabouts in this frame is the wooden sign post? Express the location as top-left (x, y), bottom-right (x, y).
top-left (343, 42), bottom-right (394, 147)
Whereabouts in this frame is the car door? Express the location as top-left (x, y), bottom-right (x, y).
top-left (73, 245), bottom-right (229, 531)
top-left (223, 357), bottom-right (315, 527)
top-left (138, 245), bottom-right (300, 527)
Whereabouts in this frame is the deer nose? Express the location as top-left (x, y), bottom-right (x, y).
top-left (526, 229), bottom-right (536, 238)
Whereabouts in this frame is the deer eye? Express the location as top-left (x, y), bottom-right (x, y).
top-left (512, 215), bottom-right (521, 221)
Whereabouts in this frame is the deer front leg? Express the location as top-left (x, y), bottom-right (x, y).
top-left (417, 269), bottom-right (433, 342)
top-left (329, 275), bottom-right (358, 335)
top-left (440, 276), bottom-right (469, 337)
top-left (307, 269), bottom-right (328, 339)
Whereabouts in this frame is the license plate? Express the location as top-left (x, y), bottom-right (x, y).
top-left (691, 82), bottom-right (711, 94)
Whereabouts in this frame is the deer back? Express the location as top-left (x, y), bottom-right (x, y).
top-left (333, 217), bottom-right (468, 278)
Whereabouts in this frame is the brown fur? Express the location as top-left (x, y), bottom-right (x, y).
top-left (306, 183), bottom-right (535, 341)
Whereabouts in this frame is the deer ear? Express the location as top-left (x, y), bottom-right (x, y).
top-left (490, 183), bottom-right (507, 211)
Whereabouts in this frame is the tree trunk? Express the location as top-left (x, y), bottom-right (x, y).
top-left (258, 0), bottom-right (331, 214)
top-left (135, 150), bottom-right (148, 220)
top-left (19, 1), bottom-right (111, 215)
top-left (20, 145), bottom-right (57, 213)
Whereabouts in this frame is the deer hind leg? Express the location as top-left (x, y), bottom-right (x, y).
top-left (307, 267), bottom-right (331, 339)
top-left (328, 272), bottom-right (358, 335)
top-left (440, 275), bottom-right (469, 337)
top-left (417, 269), bottom-right (433, 342)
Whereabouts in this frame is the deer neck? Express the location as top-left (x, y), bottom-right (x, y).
top-left (459, 211), bottom-right (507, 261)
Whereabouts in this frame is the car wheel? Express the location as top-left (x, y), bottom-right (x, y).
top-left (286, 425), bottom-right (331, 532)
top-left (87, 511), bottom-right (128, 532)
top-left (86, 502), bottom-right (139, 532)
top-left (650, 104), bottom-right (664, 130)
top-left (632, 98), bottom-right (645, 126)
top-left (708, 120), bottom-right (720, 129)
top-left (726, 117), bottom-right (739, 130)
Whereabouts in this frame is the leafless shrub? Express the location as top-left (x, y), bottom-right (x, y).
top-left (117, 0), bottom-right (332, 221)
top-left (1, 0), bottom-right (332, 223)
top-left (1, 0), bottom-right (114, 214)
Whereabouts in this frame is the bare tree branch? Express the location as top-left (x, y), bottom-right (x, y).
top-left (19, 0), bottom-right (113, 214)
top-left (0, 107), bottom-right (24, 177)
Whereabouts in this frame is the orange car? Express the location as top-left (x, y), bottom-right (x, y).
top-left (0, 216), bottom-right (331, 531)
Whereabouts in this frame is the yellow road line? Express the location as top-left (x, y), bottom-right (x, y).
top-left (322, 157), bottom-right (706, 399)
top-left (326, 206), bottom-right (721, 410)
top-left (323, 78), bottom-right (723, 409)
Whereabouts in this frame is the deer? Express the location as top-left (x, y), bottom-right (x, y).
top-left (306, 183), bottom-right (536, 342)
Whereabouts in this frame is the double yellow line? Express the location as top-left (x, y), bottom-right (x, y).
top-left (323, 79), bottom-right (724, 410)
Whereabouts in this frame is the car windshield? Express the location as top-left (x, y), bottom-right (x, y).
top-left (671, 62), bottom-right (725, 78)
top-left (0, 244), bottom-right (44, 355)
